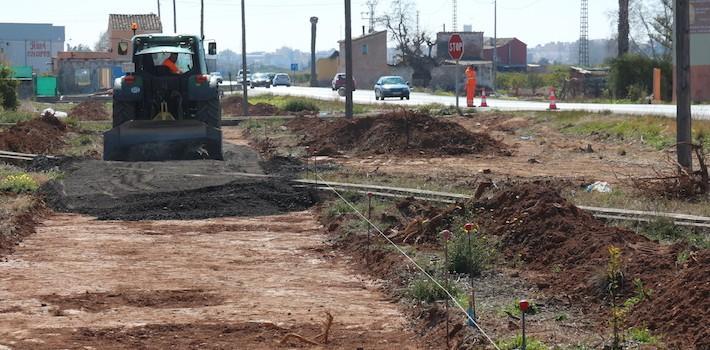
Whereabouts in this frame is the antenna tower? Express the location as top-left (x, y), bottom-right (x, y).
top-left (361, 0), bottom-right (378, 33)
top-left (579, 0), bottom-right (589, 67)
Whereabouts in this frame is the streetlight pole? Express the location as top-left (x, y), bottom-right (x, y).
top-left (344, 0), bottom-right (354, 118)
top-left (492, 0), bottom-right (497, 92)
top-left (675, 0), bottom-right (692, 169)
top-left (172, 0), bottom-right (177, 33)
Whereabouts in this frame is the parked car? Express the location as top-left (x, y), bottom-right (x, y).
top-left (331, 73), bottom-right (356, 91)
top-left (266, 72), bottom-right (276, 81)
top-left (250, 73), bottom-right (272, 88)
top-left (209, 71), bottom-right (223, 83)
top-left (272, 73), bottom-right (291, 87)
top-left (374, 76), bottom-right (410, 100)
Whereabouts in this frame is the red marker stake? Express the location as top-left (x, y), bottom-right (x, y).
top-left (520, 299), bottom-right (529, 350)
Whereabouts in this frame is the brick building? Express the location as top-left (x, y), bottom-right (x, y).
top-left (338, 30), bottom-right (388, 89)
top-left (107, 14), bottom-right (162, 59)
top-left (482, 38), bottom-right (527, 71)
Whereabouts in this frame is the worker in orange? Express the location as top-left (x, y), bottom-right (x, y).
top-left (162, 53), bottom-right (181, 74)
top-left (465, 65), bottom-right (477, 107)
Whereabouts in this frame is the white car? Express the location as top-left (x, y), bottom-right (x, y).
top-left (272, 73), bottom-right (291, 87)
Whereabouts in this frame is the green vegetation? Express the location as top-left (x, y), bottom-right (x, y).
top-left (627, 327), bottom-right (659, 344)
top-left (247, 93), bottom-right (375, 115)
top-left (499, 299), bottom-right (539, 317)
top-left (609, 54), bottom-right (672, 102)
top-left (0, 173), bottom-right (39, 193)
top-left (496, 335), bottom-right (548, 350)
top-left (446, 225), bottom-right (494, 276)
top-left (283, 98), bottom-right (319, 113)
top-left (407, 273), bottom-right (463, 303)
top-left (0, 110), bottom-right (33, 124)
top-left (0, 65), bottom-right (19, 111)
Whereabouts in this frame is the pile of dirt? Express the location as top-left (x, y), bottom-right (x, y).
top-left (222, 95), bottom-right (280, 116)
top-left (70, 100), bottom-right (110, 120)
top-left (285, 110), bottom-right (507, 156)
top-left (473, 183), bottom-right (707, 348)
top-left (42, 178), bottom-right (317, 221)
top-left (378, 197), bottom-right (468, 245)
top-left (0, 116), bottom-right (67, 154)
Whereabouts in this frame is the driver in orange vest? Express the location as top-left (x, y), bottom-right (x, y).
top-left (162, 53), bottom-right (181, 74)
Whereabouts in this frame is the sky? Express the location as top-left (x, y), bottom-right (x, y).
top-left (0, 0), bottom-right (620, 52)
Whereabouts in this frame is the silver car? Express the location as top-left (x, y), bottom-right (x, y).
top-left (374, 76), bottom-right (410, 100)
top-left (272, 73), bottom-right (291, 87)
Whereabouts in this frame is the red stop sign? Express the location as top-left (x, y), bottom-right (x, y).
top-left (448, 34), bottom-right (464, 61)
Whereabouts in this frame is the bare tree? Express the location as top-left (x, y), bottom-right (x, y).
top-left (379, 0), bottom-right (435, 85)
top-left (94, 31), bottom-right (110, 52)
top-left (618, 0), bottom-right (630, 56)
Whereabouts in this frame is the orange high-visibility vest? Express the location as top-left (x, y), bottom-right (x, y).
top-left (162, 58), bottom-right (180, 74)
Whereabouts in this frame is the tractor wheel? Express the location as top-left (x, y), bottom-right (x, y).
top-left (196, 98), bottom-right (221, 129)
top-left (112, 101), bottom-right (135, 128)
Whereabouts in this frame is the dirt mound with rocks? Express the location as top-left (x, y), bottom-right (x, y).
top-left (286, 110), bottom-right (507, 156)
top-left (70, 100), bottom-right (110, 120)
top-left (222, 95), bottom-right (280, 116)
top-left (0, 116), bottom-right (67, 154)
top-left (474, 183), bottom-right (708, 348)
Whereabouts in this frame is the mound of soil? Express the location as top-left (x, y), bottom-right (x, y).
top-left (474, 183), bottom-right (707, 348)
top-left (222, 96), bottom-right (280, 116)
top-left (42, 178), bottom-right (317, 221)
top-left (70, 100), bottom-right (110, 120)
top-left (0, 116), bottom-right (67, 154)
top-left (286, 110), bottom-right (507, 156)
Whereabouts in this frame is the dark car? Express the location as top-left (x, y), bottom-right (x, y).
top-left (250, 73), bottom-right (271, 88)
top-left (331, 73), bottom-right (356, 91)
top-left (374, 76), bottom-right (410, 100)
top-left (272, 73), bottom-right (291, 87)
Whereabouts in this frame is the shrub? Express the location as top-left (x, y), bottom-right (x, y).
top-left (407, 274), bottom-right (462, 303)
top-left (497, 335), bottom-right (548, 350)
top-left (0, 174), bottom-right (39, 193)
top-left (0, 65), bottom-right (19, 111)
top-left (628, 327), bottom-right (659, 344)
top-left (283, 98), bottom-right (319, 113)
top-left (446, 228), bottom-right (492, 276)
top-left (608, 54), bottom-right (672, 101)
top-left (500, 299), bottom-right (539, 317)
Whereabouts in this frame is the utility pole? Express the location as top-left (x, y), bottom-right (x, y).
top-left (172, 0), bottom-right (177, 33)
top-left (345, 0), bottom-right (354, 118)
top-left (676, 0), bottom-right (692, 169)
top-left (452, 0), bottom-right (458, 32)
top-left (241, 0), bottom-right (249, 117)
top-left (200, 0), bottom-right (204, 40)
top-left (157, 0), bottom-right (161, 19)
top-left (310, 17), bottom-right (319, 87)
top-left (492, 0), bottom-right (497, 92)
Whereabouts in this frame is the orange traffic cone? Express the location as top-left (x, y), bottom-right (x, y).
top-left (548, 88), bottom-right (558, 110)
top-left (480, 89), bottom-right (489, 108)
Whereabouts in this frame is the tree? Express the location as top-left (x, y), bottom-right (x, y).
top-left (508, 73), bottom-right (526, 96)
top-left (94, 31), bottom-right (110, 52)
top-left (618, 0), bottom-right (630, 56)
top-left (0, 65), bottom-right (19, 111)
top-left (526, 73), bottom-right (545, 95)
top-left (379, 0), bottom-right (435, 86)
top-left (67, 43), bottom-right (92, 52)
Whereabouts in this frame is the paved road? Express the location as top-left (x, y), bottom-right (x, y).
top-left (226, 83), bottom-right (710, 119)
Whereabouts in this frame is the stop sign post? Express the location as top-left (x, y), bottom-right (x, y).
top-left (448, 34), bottom-right (464, 113)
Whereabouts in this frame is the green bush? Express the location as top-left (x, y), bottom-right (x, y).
top-left (407, 274), bottom-right (462, 303)
top-left (526, 73), bottom-right (545, 95)
top-left (0, 174), bottom-right (39, 193)
top-left (0, 66), bottom-right (19, 111)
top-left (628, 327), bottom-right (659, 344)
top-left (608, 54), bottom-right (672, 101)
top-left (283, 98), bottom-right (319, 113)
top-left (446, 228), bottom-right (492, 276)
top-left (497, 335), bottom-right (548, 350)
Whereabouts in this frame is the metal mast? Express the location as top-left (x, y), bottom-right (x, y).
top-left (579, 0), bottom-right (589, 67)
top-left (361, 0), bottom-right (378, 33)
top-left (452, 0), bottom-right (458, 31)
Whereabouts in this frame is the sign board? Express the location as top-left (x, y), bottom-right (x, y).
top-left (290, 63), bottom-right (299, 71)
top-left (448, 34), bottom-right (464, 61)
top-left (691, 0), bottom-right (710, 33)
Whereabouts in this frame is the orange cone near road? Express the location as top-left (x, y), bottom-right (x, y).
top-left (548, 88), bottom-right (558, 110)
top-left (480, 89), bottom-right (489, 108)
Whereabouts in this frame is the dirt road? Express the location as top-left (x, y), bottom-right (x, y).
top-left (0, 211), bottom-right (420, 349)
